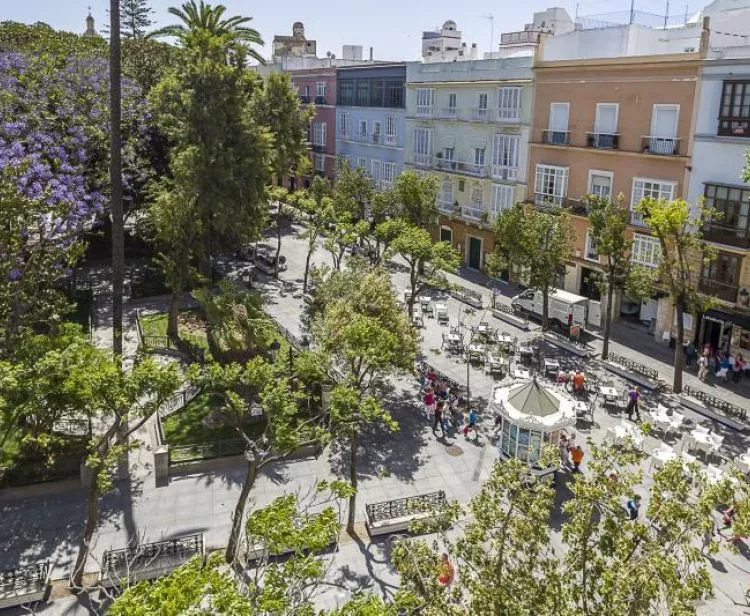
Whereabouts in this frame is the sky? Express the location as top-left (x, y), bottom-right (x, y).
top-left (2, 0), bottom-right (705, 61)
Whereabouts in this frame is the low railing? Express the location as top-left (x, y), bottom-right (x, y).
top-left (158, 384), bottom-right (202, 420)
top-left (413, 153), bottom-right (432, 167)
top-left (0, 562), bottom-right (49, 595)
top-left (314, 96), bottom-right (327, 105)
top-left (384, 134), bottom-right (396, 146)
top-left (455, 161), bottom-right (486, 177)
top-left (415, 105), bottom-right (433, 117)
top-left (311, 144), bottom-right (326, 153)
top-left (566, 199), bottom-right (589, 216)
top-left (417, 361), bottom-right (464, 394)
top-left (437, 200), bottom-right (455, 214)
top-left (371, 133), bottom-right (381, 144)
top-left (501, 30), bottom-right (541, 45)
top-left (534, 193), bottom-right (566, 208)
top-left (491, 165), bottom-right (518, 181)
top-left (472, 108), bottom-right (491, 122)
top-left (699, 278), bottom-right (738, 303)
top-left (702, 222), bottom-right (750, 249)
top-left (365, 491), bottom-right (446, 523)
top-left (463, 207), bottom-right (485, 220)
top-left (298, 95), bottom-right (310, 104)
top-left (641, 136), bottom-right (680, 156)
top-left (586, 132), bottom-right (619, 149)
top-left (541, 129), bottom-right (569, 145)
top-left (683, 385), bottom-right (747, 420)
top-left (629, 210), bottom-right (647, 227)
top-left (718, 117), bottom-right (750, 137)
top-left (434, 158), bottom-right (457, 171)
top-left (437, 107), bottom-right (458, 119)
top-left (606, 351), bottom-right (659, 380)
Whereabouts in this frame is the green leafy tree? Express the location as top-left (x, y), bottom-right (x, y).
top-left (386, 224), bottom-right (460, 316)
top-left (120, 0), bottom-right (155, 38)
top-left (150, 0), bottom-right (265, 64)
top-left (312, 266), bottom-right (418, 533)
top-left (333, 161), bottom-right (375, 224)
top-left (295, 177), bottom-right (335, 292)
top-left (489, 206), bottom-right (575, 330)
top-left (393, 170), bottom-right (439, 228)
top-left (149, 29), bottom-right (270, 282)
top-left (636, 197), bottom-right (715, 393)
top-left (111, 0), bottom-right (125, 357)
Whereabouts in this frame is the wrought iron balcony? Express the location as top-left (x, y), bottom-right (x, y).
top-left (438, 200), bottom-right (455, 214)
top-left (641, 136), bottom-right (681, 156)
top-left (435, 158), bottom-right (457, 171)
top-left (566, 199), bottom-right (590, 216)
top-left (455, 160), bottom-right (487, 177)
top-left (702, 222), bottom-right (750, 249)
top-left (315, 95), bottom-right (327, 105)
top-left (372, 133), bottom-right (381, 144)
top-left (463, 206), bottom-right (486, 221)
top-left (629, 209), bottom-right (648, 227)
top-left (541, 129), bottom-right (569, 145)
top-left (699, 278), bottom-right (739, 303)
top-left (298, 95), bottom-right (311, 104)
top-left (384, 134), bottom-right (396, 146)
top-left (311, 143), bottom-right (326, 153)
top-left (586, 132), bottom-right (619, 149)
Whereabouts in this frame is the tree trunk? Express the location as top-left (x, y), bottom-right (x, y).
top-left (70, 465), bottom-right (102, 589)
top-left (167, 282), bottom-right (181, 340)
top-left (542, 288), bottom-right (549, 331)
top-left (200, 227), bottom-right (212, 283)
top-left (346, 429), bottom-right (359, 534)
top-left (673, 301), bottom-right (686, 394)
top-left (110, 0), bottom-right (124, 358)
top-left (303, 243), bottom-right (313, 292)
top-left (274, 215), bottom-right (283, 279)
top-left (602, 278), bottom-right (615, 360)
top-left (225, 452), bottom-right (258, 564)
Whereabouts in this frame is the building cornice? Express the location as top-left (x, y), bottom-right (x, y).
top-left (406, 79), bottom-right (532, 86)
top-left (534, 53), bottom-right (702, 72)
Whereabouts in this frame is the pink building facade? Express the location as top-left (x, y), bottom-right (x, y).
top-left (290, 68), bottom-right (337, 185)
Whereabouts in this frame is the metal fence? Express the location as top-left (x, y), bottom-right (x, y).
top-left (0, 562), bottom-right (49, 593)
top-left (606, 351), bottom-right (659, 381)
top-left (158, 384), bottom-right (202, 421)
top-left (366, 491), bottom-right (446, 523)
top-left (102, 534), bottom-right (203, 580)
top-left (169, 437), bottom-right (246, 464)
top-left (683, 385), bottom-right (747, 421)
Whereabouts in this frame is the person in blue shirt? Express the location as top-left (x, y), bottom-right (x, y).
top-left (463, 407), bottom-right (478, 437)
top-left (626, 494), bottom-right (642, 520)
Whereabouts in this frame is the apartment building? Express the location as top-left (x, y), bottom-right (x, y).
top-left (335, 64), bottom-right (406, 189)
top-left (404, 57), bottom-right (533, 271)
top-left (686, 47), bottom-right (750, 356)
top-left (290, 68), bottom-right (337, 184)
top-left (528, 22), bottom-right (707, 338)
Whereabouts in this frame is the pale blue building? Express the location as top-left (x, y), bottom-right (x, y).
top-left (335, 63), bottom-right (406, 189)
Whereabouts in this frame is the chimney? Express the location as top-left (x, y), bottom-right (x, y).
top-left (369, 46), bottom-right (373, 61)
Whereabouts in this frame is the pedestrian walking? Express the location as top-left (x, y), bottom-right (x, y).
top-left (433, 400), bottom-right (445, 435)
top-left (625, 386), bottom-right (641, 421)
top-left (733, 353), bottom-right (744, 383)
top-left (463, 407), bottom-right (478, 437)
top-left (626, 494), bottom-right (642, 520)
top-left (570, 445), bottom-right (584, 472)
top-left (697, 353), bottom-right (709, 382)
top-left (685, 341), bottom-right (696, 367)
top-left (437, 553), bottom-right (455, 589)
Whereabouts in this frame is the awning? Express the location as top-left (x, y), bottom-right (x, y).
top-left (704, 308), bottom-right (750, 330)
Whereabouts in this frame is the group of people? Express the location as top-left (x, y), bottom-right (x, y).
top-left (421, 369), bottom-right (478, 438)
top-left (557, 368), bottom-right (587, 397)
top-left (692, 343), bottom-right (746, 384)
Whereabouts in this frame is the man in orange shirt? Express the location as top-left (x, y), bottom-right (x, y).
top-left (570, 445), bottom-right (584, 472)
top-left (572, 370), bottom-right (586, 395)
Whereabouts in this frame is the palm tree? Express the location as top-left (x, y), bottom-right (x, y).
top-left (150, 0), bottom-right (265, 63)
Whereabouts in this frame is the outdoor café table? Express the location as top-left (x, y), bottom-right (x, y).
top-left (573, 400), bottom-right (589, 415)
top-left (496, 332), bottom-right (513, 348)
top-left (485, 353), bottom-right (508, 374)
top-left (598, 386), bottom-right (619, 402)
top-left (435, 303), bottom-right (449, 322)
top-left (543, 358), bottom-right (560, 375)
top-left (689, 429), bottom-right (723, 461)
top-left (467, 344), bottom-right (485, 362)
top-left (512, 368), bottom-right (531, 380)
top-left (446, 333), bottom-right (462, 344)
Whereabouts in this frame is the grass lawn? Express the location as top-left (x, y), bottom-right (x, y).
top-left (139, 308), bottom-right (210, 353)
top-left (0, 424), bottom-right (22, 468)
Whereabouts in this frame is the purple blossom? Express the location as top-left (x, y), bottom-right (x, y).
top-left (8, 268), bottom-right (22, 281)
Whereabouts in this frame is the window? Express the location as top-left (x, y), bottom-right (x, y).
top-left (302, 85), bottom-right (310, 97)
top-left (534, 164), bottom-right (568, 206)
top-left (458, 179), bottom-right (466, 192)
top-left (357, 157), bottom-right (368, 171)
top-left (413, 127), bottom-right (432, 165)
top-left (478, 93), bottom-right (488, 110)
top-left (719, 80), bottom-right (750, 136)
top-left (338, 80), bottom-right (354, 105)
top-left (439, 180), bottom-right (454, 210)
top-left (648, 105), bottom-right (680, 154)
top-left (356, 80), bottom-right (369, 106)
top-left (704, 183), bottom-right (750, 239)
top-left (371, 160), bottom-right (382, 187)
top-left (588, 170), bottom-right (613, 200)
top-left (385, 115), bottom-right (397, 145)
top-left (448, 93), bottom-right (457, 110)
top-left (444, 147), bottom-right (455, 161)
top-left (337, 154), bottom-right (352, 170)
top-left (498, 87), bottom-right (522, 121)
top-left (372, 120), bottom-right (382, 144)
top-left (316, 81), bottom-right (327, 99)
top-left (631, 234), bottom-right (661, 268)
top-left (359, 120), bottom-right (367, 139)
top-left (440, 226), bottom-right (452, 243)
top-left (312, 122), bottom-right (327, 147)
top-left (339, 112), bottom-right (350, 138)
top-left (469, 186), bottom-right (483, 216)
top-left (415, 88), bottom-right (434, 115)
top-left (594, 103), bottom-right (618, 135)
top-left (492, 134), bottom-right (519, 180)
top-left (703, 251), bottom-right (740, 284)
top-left (474, 148), bottom-right (485, 166)
top-left (314, 154), bottom-right (326, 172)
top-left (385, 80), bottom-right (405, 108)
top-left (492, 184), bottom-right (514, 216)
top-left (382, 162), bottom-right (396, 188)
top-left (546, 102), bottom-right (569, 144)
top-left (585, 231), bottom-right (599, 261)
top-left (631, 178), bottom-right (676, 225)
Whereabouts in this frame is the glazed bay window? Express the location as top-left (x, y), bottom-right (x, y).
top-left (439, 180), bottom-right (454, 213)
top-left (703, 183), bottom-right (750, 248)
top-left (491, 184), bottom-right (514, 219)
top-left (315, 81), bottom-right (327, 103)
top-left (700, 251), bottom-right (740, 303)
top-left (498, 86), bottom-right (522, 122)
top-left (534, 164), bottom-right (568, 206)
top-left (357, 157), bottom-right (368, 171)
top-left (630, 178), bottom-right (675, 227)
top-left (312, 122), bottom-right (327, 148)
top-left (719, 80), bottom-right (750, 137)
top-left (339, 112), bottom-right (350, 138)
top-left (412, 127), bottom-right (432, 167)
top-left (630, 233), bottom-right (660, 268)
top-left (415, 88), bottom-right (434, 116)
top-left (492, 133), bottom-right (519, 180)
top-left (385, 115), bottom-right (397, 145)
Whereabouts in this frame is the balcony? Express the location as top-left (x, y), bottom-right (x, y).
top-left (415, 105), bottom-right (433, 117)
top-left (566, 199), bottom-right (590, 216)
top-left (699, 277), bottom-right (739, 303)
top-left (534, 193), bottom-right (567, 208)
top-left (372, 133), bottom-right (382, 144)
top-left (438, 200), bottom-right (456, 214)
top-left (315, 96), bottom-right (327, 105)
top-left (455, 161), bottom-right (487, 177)
top-left (718, 117), bottom-right (750, 137)
top-left (497, 108), bottom-right (521, 122)
top-left (384, 134), bottom-right (396, 146)
top-left (311, 143), bottom-right (326, 153)
top-left (641, 136), bottom-right (681, 156)
top-left (541, 129), bottom-right (569, 145)
top-left (463, 206), bottom-right (486, 221)
top-left (437, 107), bottom-right (459, 120)
top-left (586, 132), bottom-right (619, 149)
top-left (413, 153), bottom-right (433, 167)
top-left (435, 158), bottom-right (457, 171)
top-left (472, 108), bottom-right (491, 122)
top-left (298, 95), bottom-right (311, 104)
top-left (491, 165), bottom-right (518, 181)
top-left (703, 222), bottom-right (750, 249)
top-left (629, 210), bottom-right (647, 227)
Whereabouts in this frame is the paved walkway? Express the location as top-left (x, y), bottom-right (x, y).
top-left (1, 224), bottom-right (749, 615)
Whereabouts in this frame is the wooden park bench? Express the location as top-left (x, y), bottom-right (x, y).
top-left (99, 533), bottom-right (204, 589)
top-left (0, 562), bottom-right (51, 609)
top-left (365, 491), bottom-right (447, 537)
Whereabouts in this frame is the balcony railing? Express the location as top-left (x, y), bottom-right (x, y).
top-left (542, 129), bottom-right (570, 145)
top-left (472, 108), bottom-right (491, 122)
top-left (699, 278), bottom-right (739, 303)
top-left (534, 193), bottom-right (567, 208)
top-left (438, 200), bottom-right (455, 214)
top-left (372, 133), bottom-right (382, 144)
top-left (437, 107), bottom-right (458, 119)
top-left (311, 143), bottom-right (326, 153)
top-left (586, 132), bottom-right (619, 149)
top-left (384, 134), bottom-right (396, 146)
top-left (315, 95), bottom-right (327, 105)
top-left (415, 105), bottom-right (433, 117)
top-left (566, 199), bottom-right (590, 216)
top-left (641, 136), bottom-right (681, 156)
top-left (497, 108), bottom-right (521, 122)
top-left (413, 153), bottom-right (433, 167)
top-left (702, 222), bottom-right (750, 249)
top-left (435, 158), bottom-right (457, 171)
top-left (463, 206), bottom-right (485, 220)
top-left (718, 117), bottom-right (750, 137)
top-left (456, 161), bottom-right (487, 177)
top-left (298, 95), bottom-right (311, 104)
top-left (629, 209), bottom-right (647, 227)
top-left (491, 165), bottom-right (518, 181)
